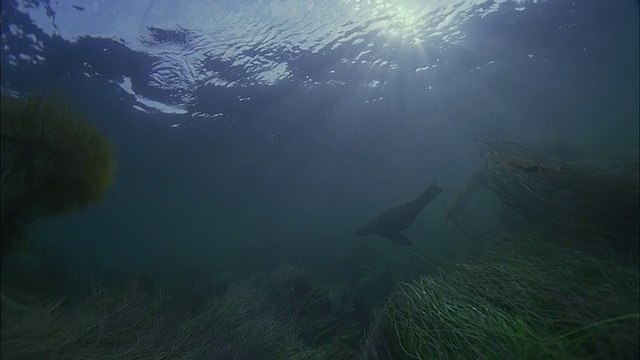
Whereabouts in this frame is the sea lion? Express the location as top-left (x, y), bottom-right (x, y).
top-left (355, 180), bottom-right (443, 245)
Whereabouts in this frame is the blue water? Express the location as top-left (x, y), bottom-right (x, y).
top-left (2, 0), bottom-right (636, 275)
top-left (1, 1), bottom-right (638, 358)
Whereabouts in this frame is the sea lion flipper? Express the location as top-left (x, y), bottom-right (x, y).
top-left (381, 232), bottom-right (412, 246)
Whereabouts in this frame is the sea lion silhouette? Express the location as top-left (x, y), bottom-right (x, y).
top-left (355, 180), bottom-right (443, 245)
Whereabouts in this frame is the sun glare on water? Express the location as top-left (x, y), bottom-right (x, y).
top-left (381, 4), bottom-right (427, 44)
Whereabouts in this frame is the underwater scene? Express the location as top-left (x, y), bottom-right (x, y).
top-left (1, 0), bottom-right (638, 359)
